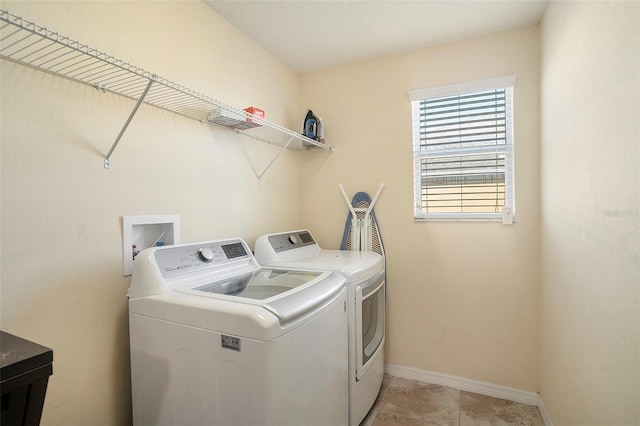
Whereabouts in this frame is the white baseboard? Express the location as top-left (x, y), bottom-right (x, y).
top-left (537, 395), bottom-right (554, 426)
top-left (384, 363), bottom-right (540, 406)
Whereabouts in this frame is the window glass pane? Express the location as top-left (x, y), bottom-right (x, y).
top-left (417, 89), bottom-right (507, 151)
top-left (420, 153), bottom-right (506, 213)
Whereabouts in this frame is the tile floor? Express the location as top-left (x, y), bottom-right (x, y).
top-left (361, 375), bottom-right (544, 426)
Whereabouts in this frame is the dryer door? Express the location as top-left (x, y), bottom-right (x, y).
top-left (355, 271), bottom-right (385, 381)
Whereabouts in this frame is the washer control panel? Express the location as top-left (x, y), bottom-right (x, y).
top-left (268, 230), bottom-right (317, 253)
top-left (154, 239), bottom-right (251, 278)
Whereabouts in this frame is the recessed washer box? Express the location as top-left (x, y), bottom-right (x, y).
top-left (122, 215), bottom-right (180, 276)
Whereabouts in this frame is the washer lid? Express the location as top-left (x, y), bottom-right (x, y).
top-left (175, 268), bottom-right (345, 325)
top-left (130, 269), bottom-right (346, 340)
top-left (190, 268), bottom-right (322, 300)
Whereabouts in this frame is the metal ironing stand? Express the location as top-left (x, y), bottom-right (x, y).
top-left (339, 183), bottom-right (384, 253)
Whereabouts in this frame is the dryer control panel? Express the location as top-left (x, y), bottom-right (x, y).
top-left (268, 230), bottom-right (316, 252)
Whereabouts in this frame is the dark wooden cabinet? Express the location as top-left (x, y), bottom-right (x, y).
top-left (1, 331), bottom-right (53, 426)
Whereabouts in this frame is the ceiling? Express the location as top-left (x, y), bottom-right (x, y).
top-left (204, 0), bottom-right (549, 74)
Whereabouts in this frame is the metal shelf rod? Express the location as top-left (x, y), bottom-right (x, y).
top-left (257, 136), bottom-right (295, 181)
top-left (104, 78), bottom-right (154, 169)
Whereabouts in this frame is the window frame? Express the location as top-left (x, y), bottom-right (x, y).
top-left (409, 75), bottom-right (516, 223)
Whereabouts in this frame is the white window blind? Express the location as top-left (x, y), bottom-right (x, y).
top-left (410, 76), bottom-right (515, 222)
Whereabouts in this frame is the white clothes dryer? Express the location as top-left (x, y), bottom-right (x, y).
top-left (128, 238), bottom-right (348, 426)
top-left (255, 230), bottom-right (385, 426)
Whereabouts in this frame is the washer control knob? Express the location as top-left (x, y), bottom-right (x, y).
top-left (197, 247), bottom-right (214, 263)
top-left (288, 235), bottom-right (298, 245)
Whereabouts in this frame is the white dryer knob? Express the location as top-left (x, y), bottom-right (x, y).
top-left (288, 235), bottom-right (298, 244)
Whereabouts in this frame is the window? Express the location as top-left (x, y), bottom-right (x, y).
top-left (410, 76), bottom-right (515, 223)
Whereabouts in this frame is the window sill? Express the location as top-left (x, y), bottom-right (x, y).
top-left (414, 213), bottom-right (515, 223)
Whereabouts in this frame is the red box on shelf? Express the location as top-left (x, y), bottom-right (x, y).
top-left (244, 107), bottom-right (265, 124)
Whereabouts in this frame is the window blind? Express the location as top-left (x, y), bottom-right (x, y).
top-left (411, 77), bottom-right (514, 220)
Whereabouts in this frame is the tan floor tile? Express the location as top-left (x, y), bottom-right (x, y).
top-left (459, 391), bottom-right (543, 426)
top-left (372, 411), bottom-right (431, 426)
top-left (377, 378), bottom-right (459, 425)
top-left (360, 376), bottom-right (545, 426)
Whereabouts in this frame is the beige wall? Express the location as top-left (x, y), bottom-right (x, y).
top-left (300, 26), bottom-right (540, 392)
top-left (539, 1), bottom-right (640, 424)
top-left (4, 2), bottom-right (637, 425)
top-left (0, 2), bottom-right (305, 424)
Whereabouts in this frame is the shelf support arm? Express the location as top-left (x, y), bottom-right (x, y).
top-left (256, 136), bottom-right (295, 181)
top-left (104, 78), bottom-right (154, 169)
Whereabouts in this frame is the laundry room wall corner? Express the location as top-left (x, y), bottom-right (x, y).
top-left (0, 2), bottom-right (303, 425)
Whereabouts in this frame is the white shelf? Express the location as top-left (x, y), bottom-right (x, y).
top-left (0, 9), bottom-right (334, 175)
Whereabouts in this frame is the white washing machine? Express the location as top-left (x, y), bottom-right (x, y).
top-left (255, 230), bottom-right (385, 426)
top-left (128, 238), bottom-right (348, 426)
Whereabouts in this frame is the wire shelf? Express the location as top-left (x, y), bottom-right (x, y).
top-left (0, 8), bottom-right (334, 172)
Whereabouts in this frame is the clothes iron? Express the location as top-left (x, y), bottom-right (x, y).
top-left (302, 109), bottom-right (324, 146)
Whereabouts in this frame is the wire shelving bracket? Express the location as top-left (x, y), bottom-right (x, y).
top-left (0, 9), bottom-right (334, 174)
